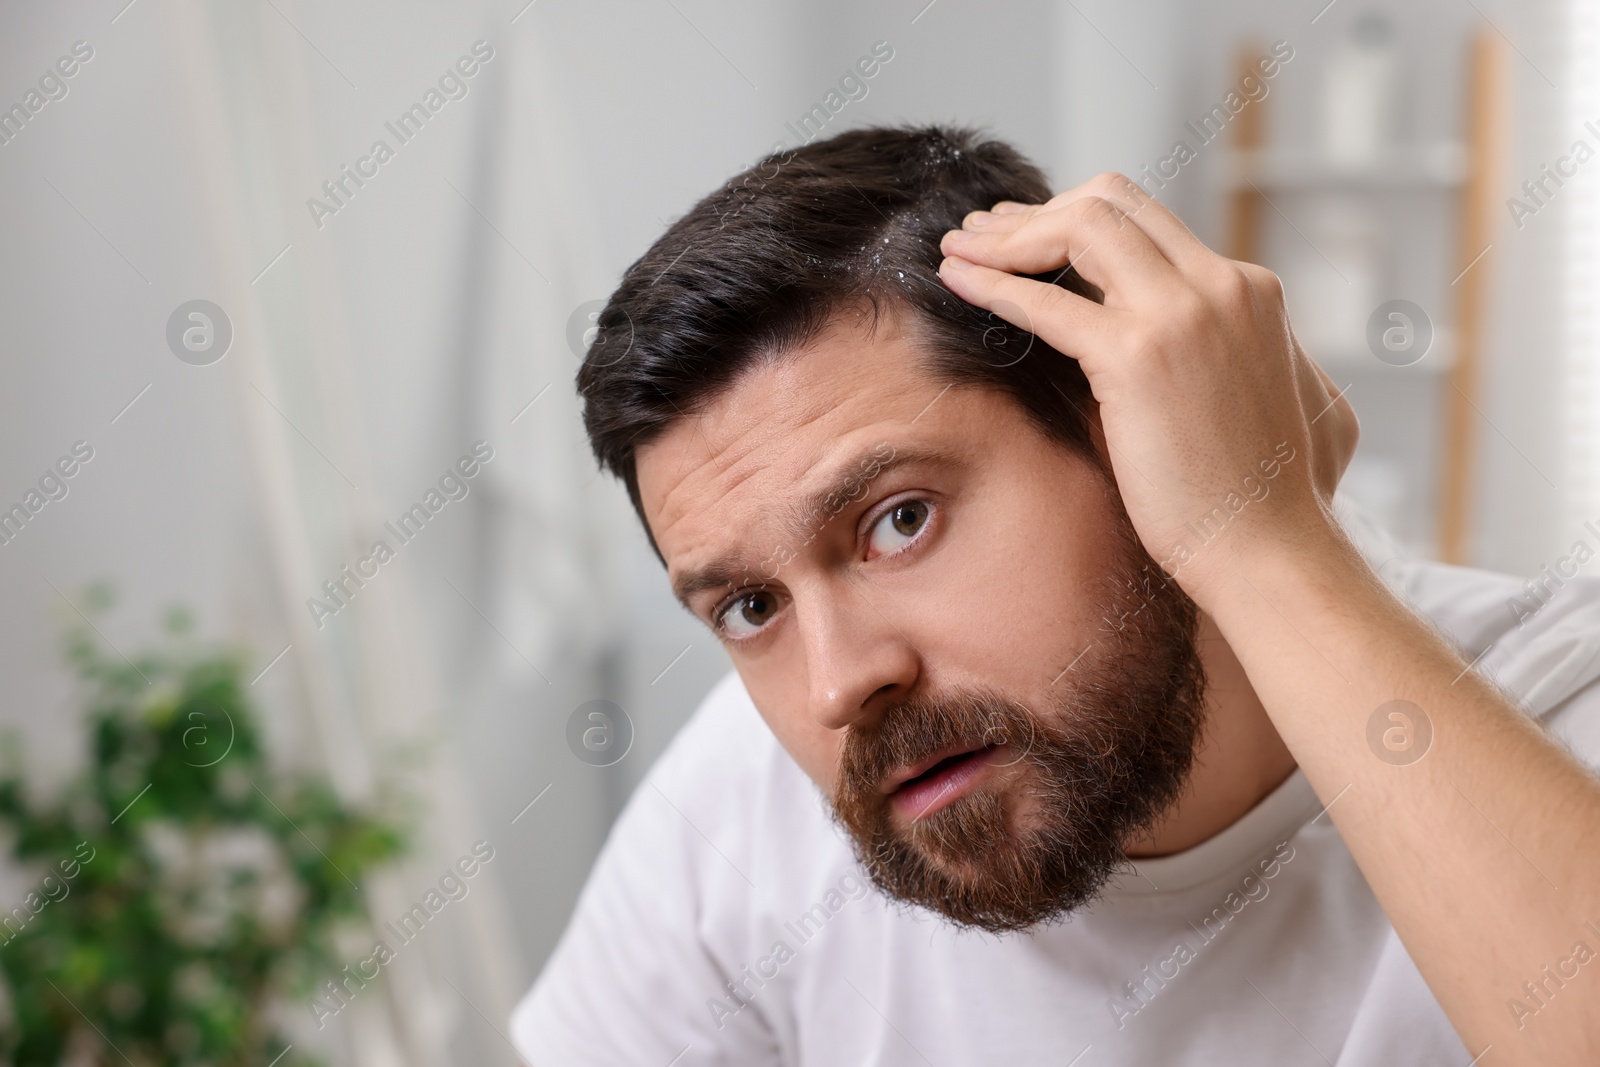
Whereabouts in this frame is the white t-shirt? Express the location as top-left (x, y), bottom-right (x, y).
top-left (511, 519), bottom-right (1600, 1066)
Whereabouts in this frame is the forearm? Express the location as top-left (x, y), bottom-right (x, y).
top-left (1206, 524), bottom-right (1600, 1063)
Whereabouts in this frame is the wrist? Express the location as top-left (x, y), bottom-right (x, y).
top-left (1179, 505), bottom-right (1361, 623)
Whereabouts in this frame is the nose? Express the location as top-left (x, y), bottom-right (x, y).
top-left (800, 575), bottom-right (921, 732)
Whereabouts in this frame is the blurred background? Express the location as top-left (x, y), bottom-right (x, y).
top-left (0, 0), bottom-right (1591, 1062)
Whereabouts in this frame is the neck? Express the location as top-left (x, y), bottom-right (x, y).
top-left (1122, 612), bottom-right (1298, 858)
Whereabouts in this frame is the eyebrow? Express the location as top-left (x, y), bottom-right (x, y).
top-left (669, 441), bottom-right (959, 611)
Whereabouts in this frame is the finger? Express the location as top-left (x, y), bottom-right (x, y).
top-left (1301, 358), bottom-right (1355, 490)
top-left (1301, 350), bottom-right (1357, 443)
top-left (983, 174), bottom-right (1225, 279)
top-left (1298, 354), bottom-right (1338, 424)
top-left (938, 255), bottom-right (1121, 366)
top-left (1240, 262), bottom-right (1352, 421)
top-left (1053, 173), bottom-right (1218, 276)
top-left (942, 195), bottom-right (1184, 307)
top-left (1303, 351), bottom-right (1342, 406)
top-left (962, 205), bottom-right (1038, 234)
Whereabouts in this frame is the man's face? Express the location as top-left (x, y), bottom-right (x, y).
top-left (636, 305), bottom-right (1207, 930)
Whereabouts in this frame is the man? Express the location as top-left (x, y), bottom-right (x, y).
top-left (510, 126), bottom-right (1600, 1065)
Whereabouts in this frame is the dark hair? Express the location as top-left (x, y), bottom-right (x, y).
top-left (576, 124), bottom-right (1102, 555)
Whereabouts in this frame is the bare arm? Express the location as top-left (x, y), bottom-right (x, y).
top-left (937, 172), bottom-right (1600, 1064)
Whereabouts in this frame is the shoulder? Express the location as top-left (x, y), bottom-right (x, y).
top-left (550, 667), bottom-right (836, 922)
top-left (642, 668), bottom-right (854, 908)
top-left (650, 667), bottom-right (798, 807)
top-left (1339, 497), bottom-right (1600, 761)
top-left (510, 670), bottom-right (846, 1063)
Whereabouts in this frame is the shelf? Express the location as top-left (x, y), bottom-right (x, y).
top-left (1303, 328), bottom-right (1456, 375)
top-left (1220, 142), bottom-right (1468, 191)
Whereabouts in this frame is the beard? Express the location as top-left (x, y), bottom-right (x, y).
top-left (830, 511), bottom-right (1208, 933)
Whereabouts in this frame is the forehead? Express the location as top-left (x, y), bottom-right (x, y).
top-left (636, 308), bottom-right (966, 569)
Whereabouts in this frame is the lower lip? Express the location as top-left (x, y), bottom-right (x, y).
top-left (890, 747), bottom-right (998, 822)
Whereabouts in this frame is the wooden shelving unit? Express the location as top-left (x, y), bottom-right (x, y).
top-left (1223, 32), bottom-right (1507, 563)
top-left (1219, 142), bottom-right (1468, 191)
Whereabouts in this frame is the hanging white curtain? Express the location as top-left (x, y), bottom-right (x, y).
top-left (163, 0), bottom-right (609, 1061)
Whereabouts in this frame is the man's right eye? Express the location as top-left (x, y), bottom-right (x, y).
top-left (717, 590), bottom-right (780, 639)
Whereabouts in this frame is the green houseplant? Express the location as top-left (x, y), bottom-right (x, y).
top-left (0, 593), bottom-right (406, 1065)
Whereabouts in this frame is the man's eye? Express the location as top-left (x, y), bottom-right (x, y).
top-left (868, 499), bottom-right (930, 557)
top-left (719, 590), bottom-right (779, 638)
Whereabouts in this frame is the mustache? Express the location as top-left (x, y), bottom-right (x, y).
top-left (834, 688), bottom-right (1052, 812)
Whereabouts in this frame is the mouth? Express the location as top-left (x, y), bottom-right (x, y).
top-left (884, 744), bottom-right (1000, 822)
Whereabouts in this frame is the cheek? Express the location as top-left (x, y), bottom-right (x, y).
top-left (935, 462), bottom-right (1121, 678)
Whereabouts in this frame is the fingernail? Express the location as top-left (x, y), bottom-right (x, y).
top-left (966, 211), bottom-right (994, 227)
top-left (945, 229), bottom-right (976, 244)
top-left (940, 255), bottom-right (972, 272)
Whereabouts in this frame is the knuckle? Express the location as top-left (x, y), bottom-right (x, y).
top-left (1219, 266), bottom-right (1255, 308)
top-left (1067, 195), bottom-right (1120, 227)
top-left (1109, 171), bottom-right (1149, 203)
top-left (1238, 262), bottom-right (1285, 304)
top-left (1204, 265), bottom-right (1255, 314)
top-left (1088, 171), bottom-right (1134, 195)
top-left (1038, 283), bottom-right (1075, 321)
top-left (1255, 267), bottom-right (1286, 303)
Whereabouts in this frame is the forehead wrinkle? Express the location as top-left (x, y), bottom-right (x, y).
top-left (658, 367), bottom-right (862, 536)
top-left (664, 300), bottom-right (912, 508)
top-left (647, 398), bottom-right (771, 532)
top-left (650, 404), bottom-right (830, 573)
top-left (696, 374), bottom-right (903, 545)
top-left (711, 369), bottom-right (846, 461)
